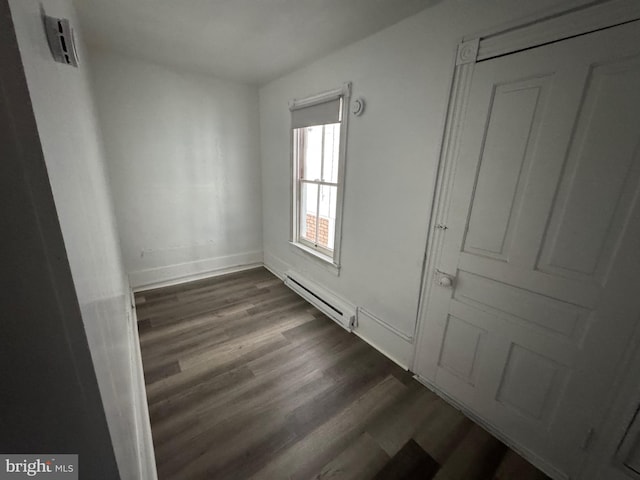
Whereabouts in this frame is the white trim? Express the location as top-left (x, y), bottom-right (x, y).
top-left (413, 374), bottom-right (569, 480)
top-left (129, 250), bottom-right (263, 292)
top-left (128, 302), bottom-right (158, 480)
top-left (357, 307), bottom-right (414, 343)
top-left (262, 262), bottom-right (286, 281)
top-left (263, 250), bottom-right (289, 279)
top-left (331, 84), bottom-right (351, 268)
top-left (410, 36), bottom-right (461, 366)
top-left (477, 0), bottom-right (640, 61)
top-left (289, 241), bottom-right (340, 275)
top-left (456, 38), bottom-right (479, 65)
top-left (290, 82), bottom-right (352, 271)
top-left (353, 308), bottom-right (414, 370)
top-left (352, 329), bottom-right (411, 371)
top-left (461, 0), bottom-right (596, 43)
top-left (413, 58), bottom-right (477, 375)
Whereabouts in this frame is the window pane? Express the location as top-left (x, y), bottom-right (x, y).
top-left (322, 123), bottom-right (340, 184)
top-left (318, 185), bottom-right (337, 251)
top-left (300, 126), bottom-right (322, 181)
top-left (299, 182), bottom-right (319, 244)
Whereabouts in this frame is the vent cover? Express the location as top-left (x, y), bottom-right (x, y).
top-left (44, 15), bottom-right (79, 67)
top-left (284, 273), bottom-right (355, 331)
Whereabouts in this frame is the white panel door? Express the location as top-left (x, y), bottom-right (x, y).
top-left (415, 20), bottom-right (640, 479)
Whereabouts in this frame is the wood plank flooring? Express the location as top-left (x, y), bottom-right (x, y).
top-left (136, 267), bottom-right (551, 480)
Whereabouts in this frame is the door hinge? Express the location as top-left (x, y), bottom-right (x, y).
top-left (349, 315), bottom-right (357, 329)
top-left (582, 427), bottom-right (595, 451)
top-left (434, 224), bottom-right (448, 230)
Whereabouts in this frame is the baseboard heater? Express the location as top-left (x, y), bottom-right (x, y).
top-left (284, 273), bottom-right (356, 331)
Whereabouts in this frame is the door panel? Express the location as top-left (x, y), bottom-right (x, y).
top-left (453, 270), bottom-right (589, 340)
top-left (415, 20), bottom-right (640, 479)
top-left (438, 314), bottom-right (486, 385)
top-left (464, 76), bottom-right (551, 261)
top-left (495, 342), bottom-right (564, 423)
top-left (538, 56), bottom-right (640, 283)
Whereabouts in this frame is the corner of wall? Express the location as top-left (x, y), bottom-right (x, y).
top-left (128, 298), bottom-right (159, 480)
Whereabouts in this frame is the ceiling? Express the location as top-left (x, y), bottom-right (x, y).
top-left (73, 0), bottom-right (439, 85)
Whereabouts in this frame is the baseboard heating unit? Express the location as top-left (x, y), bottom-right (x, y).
top-left (284, 273), bottom-right (356, 331)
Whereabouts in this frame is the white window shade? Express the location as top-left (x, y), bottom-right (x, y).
top-left (291, 97), bottom-right (341, 129)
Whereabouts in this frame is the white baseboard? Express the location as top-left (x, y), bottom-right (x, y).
top-left (354, 307), bottom-right (414, 370)
top-left (129, 250), bottom-right (263, 292)
top-left (413, 374), bottom-right (568, 480)
top-left (128, 302), bottom-right (158, 480)
top-left (263, 263), bottom-right (286, 280)
top-left (357, 306), bottom-right (414, 342)
top-left (263, 250), bottom-right (289, 279)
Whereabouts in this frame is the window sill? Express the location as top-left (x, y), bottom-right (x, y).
top-left (289, 241), bottom-right (341, 276)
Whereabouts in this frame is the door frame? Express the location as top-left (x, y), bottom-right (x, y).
top-left (412, 1), bottom-right (640, 478)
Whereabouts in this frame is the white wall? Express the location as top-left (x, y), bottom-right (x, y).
top-left (88, 50), bottom-right (263, 289)
top-left (8, 1), bottom-right (153, 478)
top-left (259, 0), bottom-right (589, 366)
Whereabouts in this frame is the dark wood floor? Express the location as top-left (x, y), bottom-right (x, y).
top-left (136, 267), bottom-right (550, 480)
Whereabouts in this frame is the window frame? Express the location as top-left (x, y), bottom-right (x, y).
top-left (289, 82), bottom-right (351, 272)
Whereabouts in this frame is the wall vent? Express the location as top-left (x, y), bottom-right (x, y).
top-left (284, 273), bottom-right (355, 331)
top-left (43, 14), bottom-right (79, 67)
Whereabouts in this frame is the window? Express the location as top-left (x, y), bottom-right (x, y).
top-left (290, 83), bottom-right (350, 268)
